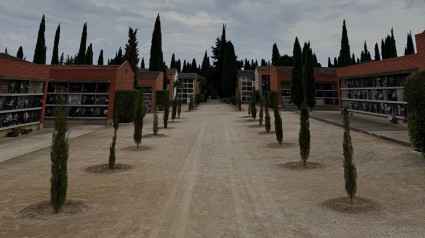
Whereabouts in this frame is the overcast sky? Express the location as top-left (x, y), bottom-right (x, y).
top-left (0, 0), bottom-right (424, 67)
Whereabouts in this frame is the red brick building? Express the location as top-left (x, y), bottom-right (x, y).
top-left (136, 70), bottom-right (164, 110)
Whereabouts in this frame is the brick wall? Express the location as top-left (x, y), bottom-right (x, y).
top-left (415, 30), bottom-right (425, 71)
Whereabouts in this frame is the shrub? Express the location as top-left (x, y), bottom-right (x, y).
top-left (153, 108), bottom-right (159, 135)
top-left (155, 90), bottom-right (169, 111)
top-left (404, 71), bottom-right (425, 153)
top-left (259, 96), bottom-right (263, 125)
top-left (133, 91), bottom-right (144, 148)
top-left (265, 97), bottom-right (271, 133)
top-left (299, 100), bottom-right (310, 165)
top-left (109, 110), bottom-right (119, 169)
top-left (177, 99), bottom-right (182, 118)
top-left (171, 98), bottom-right (177, 121)
top-left (50, 102), bottom-right (69, 214)
top-left (251, 91), bottom-right (257, 120)
top-left (274, 96), bottom-right (283, 145)
top-left (163, 97), bottom-right (170, 128)
top-left (342, 107), bottom-right (357, 202)
top-left (115, 90), bottom-right (136, 123)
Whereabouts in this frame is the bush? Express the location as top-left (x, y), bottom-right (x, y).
top-left (404, 71), bottom-right (425, 153)
top-left (155, 90), bottom-right (169, 111)
top-left (115, 90), bottom-right (136, 123)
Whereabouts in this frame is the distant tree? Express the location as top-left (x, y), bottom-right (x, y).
top-left (342, 107), bottom-right (357, 203)
top-left (251, 91), bottom-right (257, 120)
top-left (281, 54), bottom-right (293, 66)
top-left (153, 108), bottom-right (159, 135)
top-left (60, 52), bottom-right (64, 64)
top-left (109, 110), bottom-right (119, 169)
top-left (98, 50), bottom-right (104, 65)
top-left (33, 15), bottom-right (46, 64)
top-left (140, 57), bottom-right (145, 69)
top-left (211, 24), bottom-right (227, 97)
top-left (338, 20), bottom-right (352, 67)
top-left (163, 96), bottom-right (170, 128)
top-left (171, 97), bottom-right (177, 121)
top-left (405, 31), bottom-right (415, 55)
top-left (261, 59), bottom-right (267, 66)
top-left (176, 59), bottom-right (181, 73)
top-left (272, 43), bottom-right (282, 66)
top-left (51, 24), bottom-right (61, 64)
top-left (133, 91), bottom-right (144, 148)
top-left (85, 43), bottom-right (93, 65)
top-left (390, 28), bottom-right (397, 58)
top-left (4, 47), bottom-right (7, 54)
top-left (274, 97), bottom-right (283, 145)
top-left (265, 96), bottom-right (271, 133)
top-left (16, 46), bottom-right (24, 59)
top-left (291, 37), bottom-right (304, 108)
top-left (221, 41), bottom-right (238, 98)
top-left (50, 97), bottom-right (68, 213)
top-left (333, 57), bottom-right (338, 67)
top-left (351, 53), bottom-right (356, 65)
top-left (327, 57), bottom-right (332, 67)
top-left (201, 50), bottom-right (210, 77)
top-left (299, 99), bottom-right (310, 166)
top-left (360, 41), bottom-right (372, 62)
top-left (76, 23), bottom-right (88, 64)
top-left (374, 43), bottom-right (381, 61)
top-left (123, 27), bottom-right (140, 87)
top-left (303, 43), bottom-right (316, 110)
top-left (170, 53), bottom-right (176, 68)
top-left (259, 96), bottom-right (264, 125)
top-left (149, 14), bottom-right (164, 72)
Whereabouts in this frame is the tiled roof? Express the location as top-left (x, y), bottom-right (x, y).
top-left (337, 54), bottom-right (418, 78)
top-left (273, 66), bottom-right (336, 76)
top-left (0, 58), bottom-right (51, 80)
top-left (50, 64), bottom-right (121, 70)
top-left (137, 70), bottom-right (161, 81)
top-left (0, 53), bottom-right (27, 62)
top-left (238, 70), bottom-right (255, 77)
top-left (274, 66), bottom-right (292, 74)
top-left (256, 66), bottom-right (270, 71)
top-left (178, 73), bottom-right (197, 79)
top-left (166, 68), bottom-right (177, 75)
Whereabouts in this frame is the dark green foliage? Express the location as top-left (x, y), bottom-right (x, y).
top-left (381, 28), bottom-right (398, 59)
top-left (155, 90), bottom-right (169, 111)
top-left (303, 43), bottom-right (316, 110)
top-left (177, 99), bottom-right (182, 118)
top-left (201, 50), bottom-right (211, 77)
top-left (149, 14), bottom-right (164, 72)
top-left (171, 98), bottom-right (177, 121)
top-left (248, 98), bottom-right (251, 116)
top-left (211, 24), bottom-right (227, 97)
top-left (342, 107), bottom-right (357, 202)
top-left (109, 111), bottom-right (119, 169)
top-left (221, 41), bottom-right (238, 98)
top-left (251, 91), bottom-right (257, 120)
top-left (33, 15), bottom-right (46, 64)
top-left (123, 27), bottom-right (140, 87)
top-left (85, 44), bottom-right (93, 65)
top-left (265, 97), bottom-right (271, 133)
top-left (274, 97), bottom-right (283, 145)
top-left (339, 20), bottom-right (352, 67)
top-left (189, 95), bottom-right (194, 111)
top-left (153, 108), bottom-right (159, 135)
top-left (51, 24), bottom-right (61, 64)
top-left (272, 43), bottom-right (282, 66)
top-left (327, 57), bottom-right (332, 67)
top-left (299, 100), bottom-right (310, 165)
top-left (60, 53), bottom-right (64, 64)
top-left (405, 31), bottom-right (415, 55)
top-left (404, 71), bottom-right (425, 153)
top-left (374, 43), bottom-right (380, 61)
top-left (115, 90), bottom-right (136, 123)
top-left (259, 96), bottom-right (264, 125)
top-left (291, 37), bottom-right (304, 108)
top-left (98, 50), bottom-right (104, 65)
top-left (267, 91), bottom-right (278, 108)
top-left (196, 94), bottom-right (204, 105)
top-left (76, 23), bottom-right (87, 64)
top-left (133, 91), bottom-right (144, 148)
top-left (163, 96), bottom-right (170, 128)
top-left (140, 57), bottom-right (145, 69)
top-left (16, 46), bottom-right (24, 59)
top-left (360, 41), bottom-right (372, 62)
top-left (50, 99), bottom-right (68, 213)
top-left (170, 53), bottom-right (176, 68)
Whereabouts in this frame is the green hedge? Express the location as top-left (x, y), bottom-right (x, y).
top-left (155, 90), bottom-right (169, 110)
top-left (266, 90), bottom-right (278, 108)
top-left (195, 93), bottom-right (204, 105)
top-left (115, 89), bottom-right (137, 123)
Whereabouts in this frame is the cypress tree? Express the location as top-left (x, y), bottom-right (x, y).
top-left (98, 50), bottom-right (104, 65)
top-left (342, 107), bottom-right (357, 203)
top-left (351, 53), bottom-right (356, 65)
top-left (338, 20), bottom-right (351, 67)
top-left (251, 91), bottom-right (257, 120)
top-left (16, 46), bottom-right (24, 59)
top-left (303, 43), bottom-right (316, 110)
top-left (170, 53), bottom-right (176, 68)
top-left (261, 59), bottom-right (267, 66)
top-left (171, 98), bottom-right (177, 121)
top-left (272, 43), bottom-right (282, 66)
top-left (50, 97), bottom-right (68, 213)
top-left (51, 24), bottom-right (61, 64)
top-left (221, 41), bottom-right (238, 98)
top-left (4, 47), bottom-right (7, 54)
top-left (109, 110), bottom-right (119, 169)
top-left (123, 27), bottom-right (140, 87)
top-left (265, 95), bottom-right (271, 133)
top-left (390, 28), bottom-right (397, 58)
top-left (291, 37), bottom-right (304, 108)
top-left (176, 59), bottom-right (181, 72)
top-left (374, 43), bottom-right (381, 61)
top-left (116, 47), bottom-right (123, 64)
top-left (149, 14), bottom-right (164, 72)
top-left (33, 15), bottom-right (46, 64)
top-left (76, 23), bottom-right (87, 64)
top-left (274, 97), bottom-right (283, 145)
top-left (333, 57), bottom-right (338, 67)
top-left (405, 31), bottom-right (415, 55)
top-left (327, 57), bottom-right (332, 67)
top-left (163, 96), bottom-right (170, 128)
top-left (211, 24), bottom-right (227, 97)
top-left (201, 51), bottom-right (210, 77)
top-left (177, 99), bottom-right (182, 118)
top-left (133, 91), bottom-right (144, 148)
top-left (60, 52), bottom-right (64, 64)
top-left (259, 96), bottom-right (264, 125)
top-left (299, 99), bottom-right (310, 166)
top-left (153, 108), bottom-right (159, 135)
top-left (360, 41), bottom-right (371, 62)
top-left (140, 57), bottom-right (145, 69)
top-left (85, 43), bottom-right (93, 65)
top-left (248, 97), bottom-right (251, 116)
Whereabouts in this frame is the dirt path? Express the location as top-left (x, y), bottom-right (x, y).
top-left (1, 102), bottom-right (425, 237)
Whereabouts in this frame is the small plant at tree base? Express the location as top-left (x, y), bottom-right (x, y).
top-left (299, 99), bottom-right (310, 165)
top-left (109, 110), bottom-right (119, 169)
top-left (133, 91), bottom-right (144, 148)
top-left (171, 98), bottom-right (177, 121)
top-left (342, 107), bottom-right (357, 203)
top-left (50, 99), bottom-right (69, 214)
top-left (153, 108), bottom-right (159, 135)
top-left (265, 97), bottom-right (271, 133)
top-left (251, 91), bottom-right (257, 120)
top-left (177, 99), bottom-right (182, 118)
top-left (259, 96), bottom-right (264, 125)
top-left (274, 97), bottom-right (283, 145)
top-left (163, 97), bottom-right (170, 128)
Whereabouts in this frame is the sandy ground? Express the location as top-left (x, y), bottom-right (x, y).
top-left (1, 102), bottom-right (425, 238)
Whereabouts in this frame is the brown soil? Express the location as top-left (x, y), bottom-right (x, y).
top-left (282, 161), bottom-right (325, 169)
top-left (121, 145), bottom-right (152, 151)
top-left (158, 126), bottom-right (175, 129)
top-left (248, 124), bottom-right (263, 128)
top-left (322, 197), bottom-right (381, 213)
top-left (143, 133), bottom-right (168, 138)
top-left (168, 120), bottom-right (182, 123)
top-left (85, 164), bottom-right (133, 174)
top-left (266, 142), bottom-right (296, 148)
top-left (17, 200), bottom-right (92, 221)
top-left (258, 130), bottom-right (275, 134)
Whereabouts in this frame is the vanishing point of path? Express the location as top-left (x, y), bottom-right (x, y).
top-left (1, 102), bottom-right (425, 237)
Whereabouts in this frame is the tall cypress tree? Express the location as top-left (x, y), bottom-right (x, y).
top-left (303, 43), bottom-right (316, 109)
top-left (170, 53), bottom-right (176, 68)
top-left (149, 14), bottom-right (164, 71)
top-left (374, 43), bottom-right (381, 61)
top-left (405, 31), bottom-right (415, 55)
top-left (381, 39), bottom-right (386, 60)
top-left (98, 50), bottom-right (104, 65)
top-left (290, 37), bottom-right (304, 108)
top-left (123, 27), bottom-right (140, 87)
top-left (33, 15), bottom-right (46, 64)
top-left (299, 99), bottom-right (310, 166)
top-left (201, 51), bottom-right (210, 77)
top-left (360, 41), bottom-right (371, 62)
top-left (272, 43), bottom-right (282, 66)
top-left (76, 23), bottom-right (87, 64)
top-left (176, 59), bottom-right (181, 72)
top-left (338, 20), bottom-right (351, 67)
top-left (221, 41), bottom-right (237, 98)
top-left (327, 57), bottom-right (332, 67)
top-left (16, 46), bottom-right (24, 59)
top-left (333, 57), bottom-right (338, 67)
top-left (211, 24), bottom-right (227, 97)
top-left (140, 57), bottom-right (145, 69)
top-left (51, 24), bottom-right (61, 64)
top-left (390, 28), bottom-right (397, 58)
top-left (85, 43), bottom-right (93, 65)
